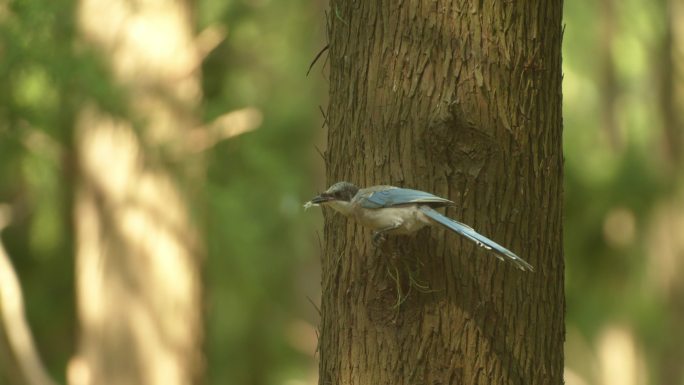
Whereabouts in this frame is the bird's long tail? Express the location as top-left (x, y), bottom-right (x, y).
top-left (419, 206), bottom-right (534, 272)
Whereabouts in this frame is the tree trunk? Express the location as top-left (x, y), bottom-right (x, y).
top-left (70, 1), bottom-right (204, 384)
top-left (320, 1), bottom-right (564, 384)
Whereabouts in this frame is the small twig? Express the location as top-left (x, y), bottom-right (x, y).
top-left (318, 105), bottom-right (329, 128)
top-left (324, 9), bottom-right (331, 38)
top-left (334, 5), bottom-right (348, 26)
top-left (314, 145), bottom-right (326, 161)
top-left (306, 296), bottom-right (321, 316)
top-left (307, 44), bottom-right (329, 76)
top-left (315, 231), bottom-right (324, 255)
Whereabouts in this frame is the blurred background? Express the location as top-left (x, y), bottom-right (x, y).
top-left (0, 0), bottom-right (682, 384)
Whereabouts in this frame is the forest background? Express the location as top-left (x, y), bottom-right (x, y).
top-left (0, 0), bottom-right (682, 384)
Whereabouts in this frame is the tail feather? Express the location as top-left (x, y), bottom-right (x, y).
top-left (419, 207), bottom-right (534, 272)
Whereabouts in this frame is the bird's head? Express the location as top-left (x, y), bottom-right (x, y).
top-left (304, 182), bottom-right (359, 213)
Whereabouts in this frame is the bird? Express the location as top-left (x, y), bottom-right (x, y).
top-left (305, 181), bottom-right (534, 271)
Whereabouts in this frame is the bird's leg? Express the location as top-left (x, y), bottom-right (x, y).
top-left (372, 224), bottom-right (400, 247)
top-left (372, 232), bottom-right (387, 246)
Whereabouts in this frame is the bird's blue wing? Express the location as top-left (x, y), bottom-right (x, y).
top-left (358, 187), bottom-right (453, 209)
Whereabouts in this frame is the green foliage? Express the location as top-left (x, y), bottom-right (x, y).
top-left (2, 0), bottom-right (326, 383)
top-left (0, 0), bottom-right (92, 382)
top-left (199, 1), bottom-right (326, 384)
top-left (564, 0), bottom-right (684, 383)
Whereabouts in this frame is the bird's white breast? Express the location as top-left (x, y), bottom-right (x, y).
top-left (354, 205), bottom-right (431, 234)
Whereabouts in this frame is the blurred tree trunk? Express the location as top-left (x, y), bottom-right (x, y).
top-left (658, 1), bottom-right (684, 383)
top-left (660, 0), bottom-right (683, 165)
top-left (600, 0), bottom-right (620, 150)
top-left (320, 1), bottom-right (564, 384)
top-left (70, 1), bottom-right (204, 384)
top-left (0, 213), bottom-right (56, 385)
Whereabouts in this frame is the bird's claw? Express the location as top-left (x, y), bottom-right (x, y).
top-left (372, 232), bottom-right (387, 247)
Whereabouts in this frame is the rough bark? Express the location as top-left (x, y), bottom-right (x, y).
top-left (70, 0), bottom-right (204, 384)
top-left (320, 1), bottom-right (564, 385)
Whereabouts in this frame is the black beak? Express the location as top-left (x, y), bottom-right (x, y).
top-left (309, 193), bottom-right (335, 204)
